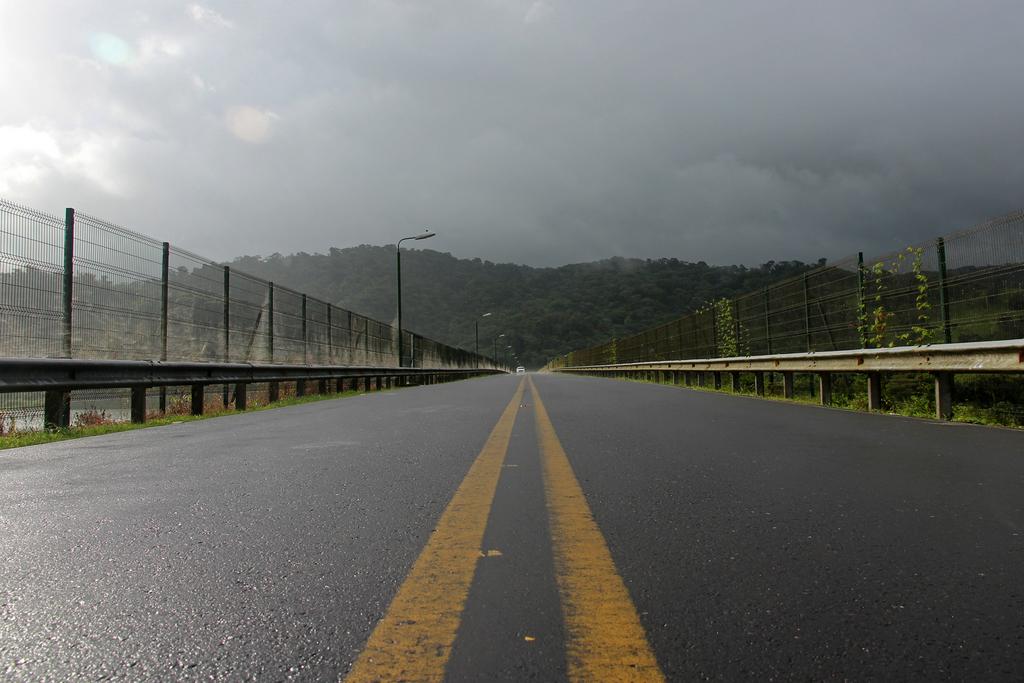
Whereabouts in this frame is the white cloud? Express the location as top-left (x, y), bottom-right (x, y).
top-left (0, 125), bottom-right (125, 196)
top-left (188, 4), bottom-right (233, 28)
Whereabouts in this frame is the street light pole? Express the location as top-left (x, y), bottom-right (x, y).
top-left (493, 333), bottom-right (505, 365)
top-left (475, 312), bottom-right (492, 359)
top-left (396, 230), bottom-right (435, 367)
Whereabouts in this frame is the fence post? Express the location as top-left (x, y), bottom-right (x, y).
top-left (223, 266), bottom-right (230, 409)
top-left (733, 300), bottom-right (741, 355)
top-left (857, 252), bottom-right (867, 348)
top-left (62, 208), bottom-right (75, 358)
top-left (302, 294), bottom-right (308, 364)
top-left (327, 304), bottom-right (333, 363)
top-left (711, 305), bottom-right (718, 357)
top-left (268, 282), bottom-right (278, 402)
top-left (159, 241), bottom-right (169, 413)
top-left (936, 237), bottom-right (952, 344)
top-left (803, 273), bottom-right (811, 352)
top-left (763, 287), bottom-right (772, 354)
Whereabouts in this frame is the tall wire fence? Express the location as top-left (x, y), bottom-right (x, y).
top-left (552, 210), bottom-right (1024, 368)
top-left (0, 199), bottom-right (493, 429)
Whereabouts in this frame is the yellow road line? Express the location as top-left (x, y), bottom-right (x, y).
top-left (530, 377), bottom-right (665, 682)
top-left (345, 379), bottom-right (526, 683)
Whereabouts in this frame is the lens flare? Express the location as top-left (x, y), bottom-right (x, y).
top-left (89, 33), bottom-right (133, 65)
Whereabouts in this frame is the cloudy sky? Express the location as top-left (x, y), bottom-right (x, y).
top-left (1, 1), bottom-right (1022, 266)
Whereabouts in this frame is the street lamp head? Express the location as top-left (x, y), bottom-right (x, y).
top-left (481, 312), bottom-right (492, 318)
top-left (414, 231), bottom-right (436, 240)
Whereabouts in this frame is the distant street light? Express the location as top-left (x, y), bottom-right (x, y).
top-left (396, 230), bottom-right (435, 367)
top-left (475, 312), bottom-right (492, 359)
top-left (493, 333), bottom-right (505, 364)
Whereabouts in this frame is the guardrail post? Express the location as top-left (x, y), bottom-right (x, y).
top-left (191, 384), bottom-right (204, 416)
top-left (62, 208), bottom-right (75, 358)
top-left (754, 372), bottom-right (766, 396)
top-left (131, 386), bottom-right (147, 423)
top-left (296, 378), bottom-right (305, 397)
top-left (713, 371), bottom-right (722, 390)
top-left (223, 266), bottom-right (230, 409)
top-left (867, 372), bottom-right (883, 411)
top-left (818, 373), bottom-right (832, 405)
top-left (782, 371), bottom-right (795, 399)
top-left (934, 372), bottom-right (953, 420)
top-left (159, 242), bottom-right (169, 413)
top-left (731, 372), bottom-right (741, 392)
top-left (235, 383), bottom-right (247, 411)
top-left (697, 372), bottom-right (706, 388)
top-left (684, 372), bottom-right (692, 387)
top-left (318, 379), bottom-right (327, 394)
top-left (44, 389), bottom-right (71, 430)
top-left (936, 237), bottom-right (952, 344)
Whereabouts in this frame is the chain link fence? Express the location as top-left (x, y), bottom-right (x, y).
top-left (552, 210), bottom-right (1024, 368)
top-left (0, 199), bottom-right (493, 430)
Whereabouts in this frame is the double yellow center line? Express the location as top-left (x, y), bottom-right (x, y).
top-left (345, 378), bottom-right (663, 682)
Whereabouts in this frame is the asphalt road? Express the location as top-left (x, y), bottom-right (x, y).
top-left (2, 373), bottom-right (1023, 680)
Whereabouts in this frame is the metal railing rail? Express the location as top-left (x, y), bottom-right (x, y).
top-left (553, 338), bottom-right (1024, 421)
top-left (0, 198), bottom-right (505, 427)
top-left (0, 357), bottom-right (501, 428)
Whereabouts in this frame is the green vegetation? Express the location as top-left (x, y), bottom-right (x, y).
top-left (0, 388), bottom-right (371, 451)
top-left (623, 371), bottom-right (1024, 428)
top-left (230, 247), bottom-right (821, 368)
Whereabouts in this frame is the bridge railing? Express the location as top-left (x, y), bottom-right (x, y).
top-left (0, 198), bottom-right (501, 430)
top-left (550, 210), bottom-right (1024, 369)
top-left (553, 338), bottom-right (1024, 421)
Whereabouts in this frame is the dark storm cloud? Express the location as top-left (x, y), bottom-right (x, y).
top-left (2, 1), bottom-right (1022, 266)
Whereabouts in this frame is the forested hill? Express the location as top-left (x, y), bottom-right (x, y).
top-left (229, 247), bottom-right (822, 368)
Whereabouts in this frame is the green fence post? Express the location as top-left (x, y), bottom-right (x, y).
top-left (62, 208), bottom-right (75, 358)
top-left (763, 286), bottom-right (772, 354)
top-left (936, 237), bottom-right (952, 344)
top-left (857, 252), bottom-right (867, 348)
top-left (222, 266), bottom-right (230, 409)
top-left (159, 242), bottom-right (169, 413)
top-left (803, 273), bottom-right (811, 352)
top-left (301, 294), bottom-right (308, 364)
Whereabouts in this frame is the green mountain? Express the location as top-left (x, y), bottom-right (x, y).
top-left (229, 247), bottom-right (821, 368)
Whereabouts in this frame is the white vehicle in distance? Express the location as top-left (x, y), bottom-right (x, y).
top-left (516, 366), bottom-right (526, 374)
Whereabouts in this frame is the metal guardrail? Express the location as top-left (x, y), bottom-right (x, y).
top-left (0, 357), bottom-right (502, 429)
top-left (552, 339), bottom-right (1024, 421)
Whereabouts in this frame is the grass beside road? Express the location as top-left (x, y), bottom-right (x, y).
top-left (0, 389), bottom-right (368, 451)
top-left (621, 372), bottom-right (1024, 429)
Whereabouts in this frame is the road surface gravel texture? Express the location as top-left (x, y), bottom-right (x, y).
top-left (1, 373), bottom-right (1022, 680)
